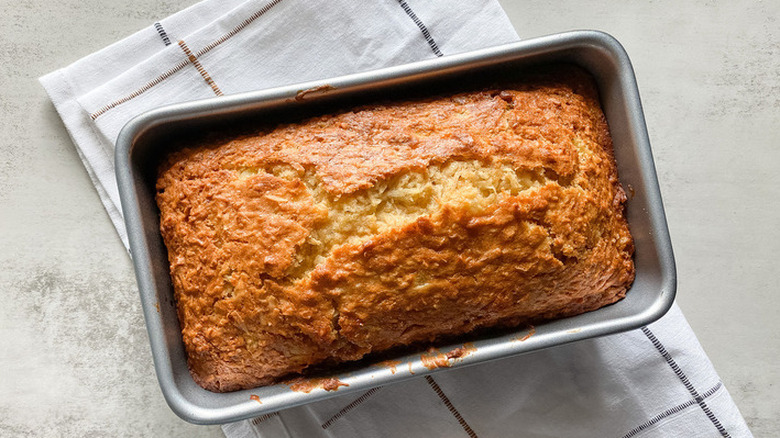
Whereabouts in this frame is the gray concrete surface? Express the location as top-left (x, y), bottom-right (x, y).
top-left (1, 0), bottom-right (777, 436)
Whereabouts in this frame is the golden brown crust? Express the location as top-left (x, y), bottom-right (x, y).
top-left (156, 66), bottom-right (635, 392)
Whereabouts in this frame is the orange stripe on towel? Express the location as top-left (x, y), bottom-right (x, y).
top-left (178, 40), bottom-right (223, 96)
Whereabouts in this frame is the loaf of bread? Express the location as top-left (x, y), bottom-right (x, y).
top-left (156, 67), bottom-right (635, 392)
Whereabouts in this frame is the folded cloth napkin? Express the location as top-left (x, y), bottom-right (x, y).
top-left (40, 0), bottom-right (752, 437)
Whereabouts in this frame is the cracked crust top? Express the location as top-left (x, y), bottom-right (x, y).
top-left (156, 66), bottom-right (635, 392)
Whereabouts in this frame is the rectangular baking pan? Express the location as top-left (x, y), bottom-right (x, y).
top-left (115, 30), bottom-right (676, 425)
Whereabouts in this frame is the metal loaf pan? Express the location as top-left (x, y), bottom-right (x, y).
top-left (115, 30), bottom-right (676, 425)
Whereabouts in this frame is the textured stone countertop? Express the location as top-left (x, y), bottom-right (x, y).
top-left (1, 0), bottom-right (777, 436)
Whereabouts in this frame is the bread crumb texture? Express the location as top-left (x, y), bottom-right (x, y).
top-left (156, 68), bottom-right (635, 392)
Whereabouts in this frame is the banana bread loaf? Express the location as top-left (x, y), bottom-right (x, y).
top-left (156, 67), bottom-right (635, 392)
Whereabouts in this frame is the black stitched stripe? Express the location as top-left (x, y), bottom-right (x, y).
top-left (154, 22), bottom-right (171, 46)
top-left (321, 386), bottom-right (383, 429)
top-left (425, 375), bottom-right (478, 438)
top-left (641, 327), bottom-right (731, 437)
top-left (250, 411), bottom-right (279, 425)
top-left (395, 0), bottom-right (443, 57)
top-left (621, 381), bottom-right (724, 438)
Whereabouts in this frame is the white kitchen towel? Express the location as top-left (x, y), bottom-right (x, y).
top-left (40, 0), bottom-right (752, 437)
top-left (221, 304), bottom-right (753, 438)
